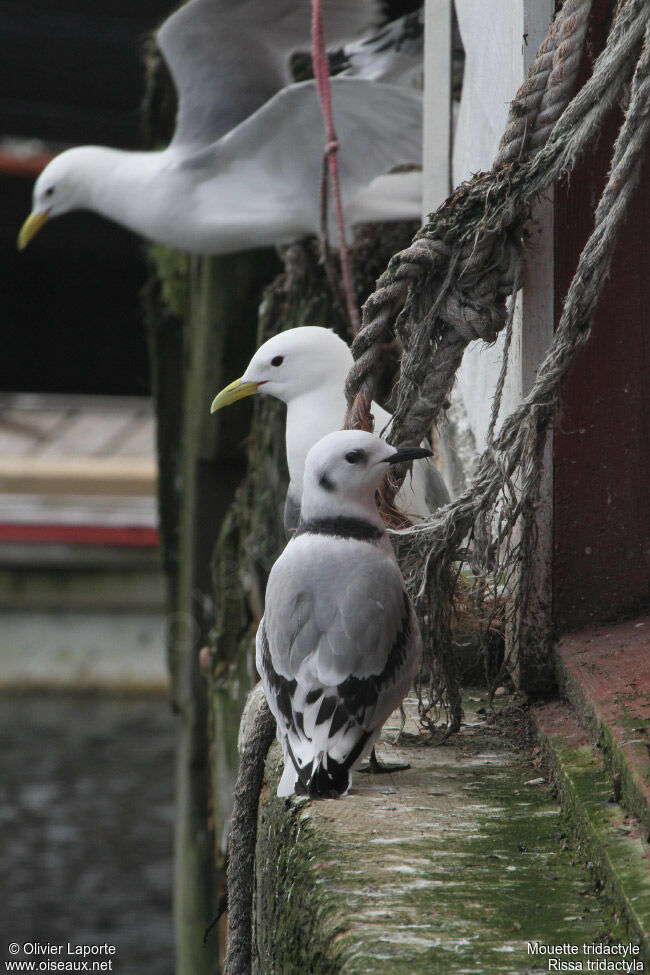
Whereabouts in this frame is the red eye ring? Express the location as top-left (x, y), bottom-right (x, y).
top-left (271, 355), bottom-right (284, 367)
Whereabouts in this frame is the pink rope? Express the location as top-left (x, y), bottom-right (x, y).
top-left (311, 0), bottom-right (361, 334)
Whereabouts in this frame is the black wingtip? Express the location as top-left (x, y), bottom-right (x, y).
top-left (294, 756), bottom-right (349, 799)
top-left (311, 758), bottom-right (349, 798)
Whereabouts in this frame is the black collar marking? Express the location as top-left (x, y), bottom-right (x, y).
top-left (294, 517), bottom-right (384, 542)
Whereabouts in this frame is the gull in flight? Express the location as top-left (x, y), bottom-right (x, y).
top-left (18, 0), bottom-right (423, 253)
top-left (258, 429), bottom-right (427, 798)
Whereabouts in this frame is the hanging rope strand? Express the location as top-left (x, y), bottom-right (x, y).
top-left (392, 2), bottom-right (650, 725)
top-left (311, 0), bottom-right (361, 334)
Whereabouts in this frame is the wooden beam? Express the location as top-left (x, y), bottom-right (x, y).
top-left (171, 251), bottom-right (278, 975)
top-left (0, 456), bottom-right (156, 496)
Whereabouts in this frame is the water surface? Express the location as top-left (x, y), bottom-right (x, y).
top-left (0, 695), bottom-right (175, 973)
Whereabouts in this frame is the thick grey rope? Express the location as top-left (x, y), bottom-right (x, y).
top-left (401, 15), bottom-right (650, 709)
top-left (400, 17), bottom-right (650, 596)
top-left (344, 0), bottom-right (648, 452)
top-left (496, 0), bottom-right (594, 166)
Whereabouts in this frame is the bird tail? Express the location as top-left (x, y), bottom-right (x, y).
top-left (296, 755), bottom-right (349, 799)
top-left (286, 732), bottom-right (372, 799)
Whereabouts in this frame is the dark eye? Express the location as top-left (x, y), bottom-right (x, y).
top-left (270, 355), bottom-right (284, 367)
top-left (345, 449), bottom-right (365, 465)
top-left (44, 187), bottom-right (55, 198)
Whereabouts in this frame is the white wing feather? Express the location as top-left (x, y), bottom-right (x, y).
top-left (186, 78), bottom-right (422, 245)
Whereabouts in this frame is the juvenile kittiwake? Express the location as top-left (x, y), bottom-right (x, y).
top-left (211, 326), bottom-right (449, 533)
top-left (258, 429), bottom-right (427, 798)
top-left (18, 0), bottom-right (423, 253)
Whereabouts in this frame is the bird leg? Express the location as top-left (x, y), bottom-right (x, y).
top-left (358, 746), bottom-right (410, 774)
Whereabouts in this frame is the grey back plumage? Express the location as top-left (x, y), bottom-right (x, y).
top-left (420, 440), bottom-right (451, 510)
top-left (264, 534), bottom-right (408, 684)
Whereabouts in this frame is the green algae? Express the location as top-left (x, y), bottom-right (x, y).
top-left (555, 659), bottom-right (650, 834)
top-left (255, 703), bottom-right (630, 974)
top-left (148, 244), bottom-right (190, 317)
top-left (541, 735), bottom-right (650, 963)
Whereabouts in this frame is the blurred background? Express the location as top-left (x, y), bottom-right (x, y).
top-left (0, 2), bottom-right (174, 969)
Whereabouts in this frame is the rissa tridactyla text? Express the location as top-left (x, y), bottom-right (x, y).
top-left (18, 0), bottom-right (422, 253)
top-left (211, 326), bottom-right (449, 533)
top-left (257, 429), bottom-right (427, 798)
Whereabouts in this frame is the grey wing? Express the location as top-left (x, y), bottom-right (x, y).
top-left (157, 0), bottom-right (286, 148)
top-left (421, 441), bottom-right (451, 509)
top-left (265, 541), bottom-right (408, 685)
top-left (158, 0), bottom-right (381, 149)
top-left (256, 615), bottom-right (296, 737)
top-left (209, 79), bottom-right (422, 208)
top-left (332, 78), bottom-right (422, 198)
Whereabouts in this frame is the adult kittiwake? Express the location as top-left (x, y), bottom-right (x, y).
top-left (211, 326), bottom-right (449, 533)
top-left (258, 429), bottom-right (427, 798)
top-left (18, 0), bottom-right (422, 253)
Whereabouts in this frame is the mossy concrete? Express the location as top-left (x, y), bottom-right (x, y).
top-left (255, 695), bottom-right (630, 974)
top-left (554, 617), bottom-right (650, 835)
top-left (533, 701), bottom-right (650, 963)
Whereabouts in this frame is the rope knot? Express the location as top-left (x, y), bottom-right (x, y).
top-left (437, 232), bottom-right (523, 343)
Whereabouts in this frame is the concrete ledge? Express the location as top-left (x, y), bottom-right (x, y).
top-left (554, 616), bottom-right (650, 833)
top-left (532, 701), bottom-right (650, 963)
top-left (254, 697), bottom-right (628, 974)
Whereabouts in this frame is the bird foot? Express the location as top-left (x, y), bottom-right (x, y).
top-left (358, 748), bottom-right (410, 775)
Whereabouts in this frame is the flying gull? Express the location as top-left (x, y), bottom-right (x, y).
top-left (211, 326), bottom-right (449, 533)
top-left (18, 0), bottom-right (422, 253)
top-left (258, 429), bottom-right (427, 798)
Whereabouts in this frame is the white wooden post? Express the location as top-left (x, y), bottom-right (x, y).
top-left (424, 0), bottom-right (556, 686)
top-left (448, 0), bottom-right (553, 452)
top-left (515, 2), bottom-right (555, 689)
top-left (423, 0), bottom-right (452, 215)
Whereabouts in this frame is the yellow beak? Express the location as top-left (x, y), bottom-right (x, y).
top-left (17, 210), bottom-right (51, 250)
top-left (210, 378), bottom-right (260, 413)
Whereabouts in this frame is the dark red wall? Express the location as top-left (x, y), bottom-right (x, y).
top-left (553, 2), bottom-right (650, 631)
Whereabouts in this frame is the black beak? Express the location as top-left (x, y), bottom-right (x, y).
top-left (384, 445), bottom-right (433, 465)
